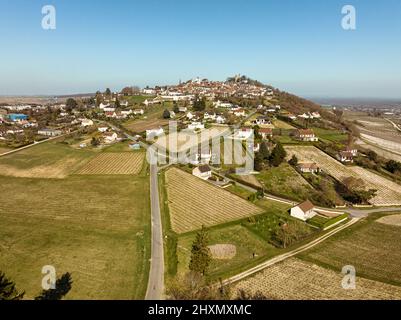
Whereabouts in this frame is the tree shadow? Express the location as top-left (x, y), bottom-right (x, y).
top-left (35, 272), bottom-right (73, 300)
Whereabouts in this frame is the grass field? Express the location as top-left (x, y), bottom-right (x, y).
top-left (298, 213), bottom-right (401, 286)
top-left (312, 128), bottom-right (348, 143)
top-left (0, 141), bottom-right (94, 179)
top-left (272, 119), bottom-right (295, 129)
top-left (176, 224), bottom-right (280, 280)
top-left (231, 257), bottom-right (401, 300)
top-left (256, 163), bottom-right (315, 201)
top-left (285, 146), bottom-right (401, 206)
top-left (165, 167), bottom-right (264, 234)
top-left (0, 141), bottom-right (151, 299)
top-left (123, 103), bottom-right (171, 133)
top-left (76, 152), bottom-right (144, 175)
top-left (0, 146), bottom-right (12, 154)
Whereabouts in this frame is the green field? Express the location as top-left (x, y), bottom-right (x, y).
top-left (298, 213), bottom-right (401, 286)
top-left (0, 141), bottom-right (151, 299)
top-left (312, 128), bottom-right (348, 144)
top-left (176, 224), bottom-right (280, 280)
top-left (256, 163), bottom-right (315, 201)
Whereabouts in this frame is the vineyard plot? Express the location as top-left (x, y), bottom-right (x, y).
top-left (165, 168), bottom-right (264, 233)
top-left (76, 152), bottom-right (144, 175)
top-left (232, 258), bottom-right (401, 300)
top-left (284, 146), bottom-right (401, 206)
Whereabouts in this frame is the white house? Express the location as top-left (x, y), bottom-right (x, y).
top-left (294, 129), bottom-right (318, 142)
top-left (103, 132), bottom-right (118, 144)
top-left (103, 106), bottom-right (116, 113)
top-left (233, 109), bottom-right (246, 117)
top-left (297, 162), bottom-right (321, 174)
top-left (120, 101), bottom-right (129, 107)
top-left (204, 112), bottom-right (216, 121)
top-left (188, 122), bottom-right (205, 131)
top-left (121, 110), bottom-right (133, 116)
top-left (259, 128), bottom-right (273, 139)
top-left (234, 128), bottom-right (253, 140)
top-left (81, 119), bottom-right (94, 127)
top-left (192, 165), bottom-right (212, 180)
top-left (99, 103), bottom-right (110, 109)
top-left (252, 116), bottom-right (271, 126)
top-left (98, 126), bottom-right (109, 133)
top-left (186, 112), bottom-right (195, 120)
top-left (215, 115), bottom-right (226, 124)
top-left (38, 128), bottom-right (62, 137)
top-left (178, 106), bottom-right (188, 113)
top-left (290, 200), bottom-right (317, 221)
top-left (146, 127), bottom-right (164, 140)
top-left (337, 149), bottom-right (357, 163)
top-left (133, 109), bottom-right (144, 115)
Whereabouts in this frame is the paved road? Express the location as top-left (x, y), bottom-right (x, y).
top-left (223, 217), bottom-right (360, 285)
top-left (109, 123), bottom-right (165, 300)
top-left (145, 149), bottom-right (164, 300)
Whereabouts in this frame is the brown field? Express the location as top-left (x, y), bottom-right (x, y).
top-left (377, 214), bottom-right (401, 226)
top-left (284, 146), bottom-right (401, 206)
top-left (233, 174), bottom-right (263, 188)
top-left (165, 168), bottom-right (264, 233)
top-left (299, 215), bottom-right (401, 286)
top-left (356, 138), bottom-right (401, 162)
top-left (76, 152), bottom-right (144, 175)
top-left (0, 142), bottom-right (93, 179)
top-left (231, 258), bottom-right (401, 300)
top-left (124, 118), bottom-right (170, 133)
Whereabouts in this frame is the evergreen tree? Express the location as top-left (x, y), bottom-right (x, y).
top-left (163, 109), bottom-right (171, 119)
top-left (189, 226), bottom-right (211, 275)
top-left (105, 88), bottom-right (111, 96)
top-left (65, 98), bottom-right (77, 111)
top-left (259, 141), bottom-right (270, 160)
top-left (173, 103), bottom-right (179, 114)
top-left (254, 152), bottom-right (264, 171)
top-left (0, 272), bottom-right (24, 300)
top-left (115, 97), bottom-right (121, 109)
top-left (269, 142), bottom-right (286, 167)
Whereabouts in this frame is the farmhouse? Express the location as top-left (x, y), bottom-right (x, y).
top-left (337, 150), bottom-right (355, 163)
top-left (252, 116), bottom-right (271, 126)
top-left (80, 119), bottom-right (94, 127)
top-left (297, 162), bottom-right (321, 174)
top-left (234, 128), bottom-right (253, 140)
top-left (259, 128), bottom-right (273, 139)
top-left (188, 122), bottom-right (204, 131)
top-left (133, 109), bottom-right (144, 115)
top-left (178, 106), bottom-right (188, 113)
top-left (103, 132), bottom-right (118, 143)
top-left (215, 115), bottom-right (226, 124)
top-left (146, 127), bottom-right (164, 140)
top-left (192, 164), bottom-right (212, 180)
top-left (98, 126), bottom-right (109, 133)
top-left (294, 129), bottom-right (318, 142)
top-left (37, 128), bottom-right (62, 137)
top-left (290, 200), bottom-right (317, 221)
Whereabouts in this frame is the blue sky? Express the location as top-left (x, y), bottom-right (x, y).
top-left (0, 0), bottom-right (400, 98)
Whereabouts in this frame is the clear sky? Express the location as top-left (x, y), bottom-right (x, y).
top-left (0, 0), bottom-right (400, 98)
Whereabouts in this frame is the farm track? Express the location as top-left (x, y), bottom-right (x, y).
top-left (223, 217), bottom-right (359, 285)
